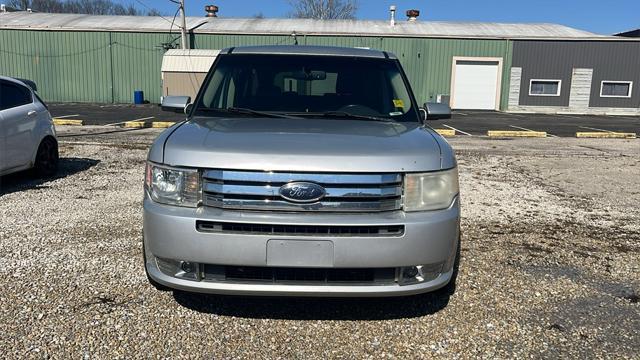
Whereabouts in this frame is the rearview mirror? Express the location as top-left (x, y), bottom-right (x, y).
top-left (424, 102), bottom-right (452, 120)
top-left (161, 96), bottom-right (191, 113)
top-left (291, 70), bottom-right (327, 81)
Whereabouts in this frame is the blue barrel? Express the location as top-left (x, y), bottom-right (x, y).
top-left (133, 90), bottom-right (144, 104)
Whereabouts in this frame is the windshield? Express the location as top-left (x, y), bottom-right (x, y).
top-left (194, 54), bottom-right (420, 122)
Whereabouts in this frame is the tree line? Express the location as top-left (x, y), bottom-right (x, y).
top-left (8, 0), bottom-right (359, 19)
top-left (7, 0), bottom-right (160, 16)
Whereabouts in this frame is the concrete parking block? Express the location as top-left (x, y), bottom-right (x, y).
top-left (435, 129), bottom-right (456, 137)
top-left (151, 121), bottom-right (177, 128)
top-left (576, 132), bottom-right (637, 139)
top-left (487, 130), bottom-right (547, 138)
top-left (123, 121), bottom-right (149, 128)
top-left (52, 118), bottom-right (84, 126)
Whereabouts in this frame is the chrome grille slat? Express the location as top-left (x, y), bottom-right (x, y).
top-left (202, 169), bottom-right (402, 212)
top-left (203, 170), bottom-right (401, 185)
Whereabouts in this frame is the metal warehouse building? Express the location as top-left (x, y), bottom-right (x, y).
top-left (1, 12), bottom-right (639, 115)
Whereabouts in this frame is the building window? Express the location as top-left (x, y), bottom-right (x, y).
top-left (600, 81), bottom-right (633, 98)
top-left (529, 79), bottom-right (561, 96)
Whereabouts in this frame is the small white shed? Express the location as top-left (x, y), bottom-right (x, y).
top-left (160, 49), bottom-right (220, 102)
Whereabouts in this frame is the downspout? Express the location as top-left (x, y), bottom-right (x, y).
top-left (109, 32), bottom-right (115, 104)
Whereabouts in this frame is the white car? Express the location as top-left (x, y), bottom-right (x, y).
top-left (0, 76), bottom-right (58, 177)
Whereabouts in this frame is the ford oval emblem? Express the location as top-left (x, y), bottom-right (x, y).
top-left (279, 182), bottom-right (326, 203)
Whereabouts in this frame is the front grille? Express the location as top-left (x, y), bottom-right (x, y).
top-left (202, 169), bottom-right (402, 212)
top-left (196, 221), bottom-right (404, 237)
top-left (203, 265), bottom-right (396, 285)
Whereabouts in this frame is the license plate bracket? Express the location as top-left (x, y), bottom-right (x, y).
top-left (266, 239), bottom-right (334, 267)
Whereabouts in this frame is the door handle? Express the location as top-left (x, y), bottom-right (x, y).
top-left (27, 110), bottom-right (37, 116)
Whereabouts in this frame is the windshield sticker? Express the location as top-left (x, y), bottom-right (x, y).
top-left (393, 99), bottom-right (405, 108)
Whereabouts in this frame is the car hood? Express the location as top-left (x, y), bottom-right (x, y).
top-left (159, 117), bottom-right (447, 172)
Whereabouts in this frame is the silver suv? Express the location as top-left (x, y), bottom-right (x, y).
top-left (143, 46), bottom-right (460, 297)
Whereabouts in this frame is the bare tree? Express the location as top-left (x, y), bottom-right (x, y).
top-left (288, 0), bottom-right (358, 20)
top-left (7, 0), bottom-right (30, 9)
top-left (8, 0), bottom-right (160, 16)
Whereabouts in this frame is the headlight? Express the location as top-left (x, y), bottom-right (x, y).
top-left (403, 167), bottom-right (459, 211)
top-left (145, 162), bottom-right (200, 207)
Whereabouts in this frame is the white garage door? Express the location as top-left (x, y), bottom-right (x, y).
top-left (452, 59), bottom-right (501, 110)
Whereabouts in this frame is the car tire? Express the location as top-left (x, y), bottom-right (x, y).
top-left (142, 242), bottom-right (171, 291)
top-left (33, 137), bottom-right (59, 177)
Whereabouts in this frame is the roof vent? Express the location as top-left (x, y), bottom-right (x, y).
top-left (389, 5), bottom-right (396, 27)
top-left (406, 9), bottom-right (420, 22)
top-left (205, 5), bottom-right (218, 17)
top-left (1, 4), bottom-right (6, 13)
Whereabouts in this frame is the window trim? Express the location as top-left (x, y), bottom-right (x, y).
top-left (599, 80), bottom-right (633, 98)
top-left (528, 79), bottom-right (562, 97)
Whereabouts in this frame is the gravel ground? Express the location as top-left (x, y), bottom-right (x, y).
top-left (1, 126), bottom-right (638, 358)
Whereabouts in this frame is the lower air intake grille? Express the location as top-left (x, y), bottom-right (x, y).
top-left (196, 221), bottom-right (404, 237)
top-left (203, 265), bottom-right (396, 285)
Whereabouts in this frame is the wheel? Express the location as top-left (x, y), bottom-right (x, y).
top-left (143, 242), bottom-right (171, 291)
top-left (33, 137), bottom-right (59, 177)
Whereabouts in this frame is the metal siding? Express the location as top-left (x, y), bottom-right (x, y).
top-left (513, 40), bottom-right (640, 108)
top-left (110, 32), bottom-right (168, 103)
top-left (0, 30), bottom-right (112, 102)
top-left (1, 29), bottom-right (512, 108)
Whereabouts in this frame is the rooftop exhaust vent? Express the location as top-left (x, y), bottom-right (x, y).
top-left (389, 5), bottom-right (396, 27)
top-left (205, 5), bottom-right (218, 17)
top-left (406, 9), bottom-right (420, 21)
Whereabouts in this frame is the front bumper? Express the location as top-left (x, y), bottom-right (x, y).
top-left (143, 194), bottom-right (460, 297)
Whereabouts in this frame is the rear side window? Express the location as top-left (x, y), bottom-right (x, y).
top-left (0, 81), bottom-right (32, 110)
top-left (34, 92), bottom-right (48, 110)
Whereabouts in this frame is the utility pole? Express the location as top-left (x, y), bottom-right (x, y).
top-left (179, 0), bottom-right (188, 49)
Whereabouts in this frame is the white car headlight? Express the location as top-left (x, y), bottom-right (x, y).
top-left (403, 167), bottom-right (459, 212)
top-left (145, 162), bottom-right (200, 207)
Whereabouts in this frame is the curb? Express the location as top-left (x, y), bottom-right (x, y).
top-left (576, 132), bottom-right (636, 139)
top-left (53, 118), bottom-right (84, 126)
top-left (487, 130), bottom-right (547, 138)
top-left (435, 129), bottom-right (456, 137)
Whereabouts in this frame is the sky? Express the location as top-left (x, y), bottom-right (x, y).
top-left (131, 0), bottom-right (639, 35)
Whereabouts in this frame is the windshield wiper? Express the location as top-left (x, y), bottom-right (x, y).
top-left (289, 111), bottom-right (395, 122)
top-left (225, 107), bottom-right (301, 119)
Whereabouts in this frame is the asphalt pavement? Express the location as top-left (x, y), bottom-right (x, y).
top-left (48, 103), bottom-right (186, 125)
top-left (48, 103), bottom-right (639, 137)
top-left (429, 111), bottom-right (639, 137)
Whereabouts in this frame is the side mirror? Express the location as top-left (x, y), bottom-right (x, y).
top-left (161, 96), bottom-right (191, 113)
top-left (419, 108), bottom-right (428, 122)
top-left (423, 102), bottom-right (452, 120)
top-left (184, 103), bottom-right (194, 115)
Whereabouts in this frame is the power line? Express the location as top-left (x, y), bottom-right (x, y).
top-left (131, 0), bottom-right (177, 25)
top-left (167, 7), bottom-right (181, 47)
